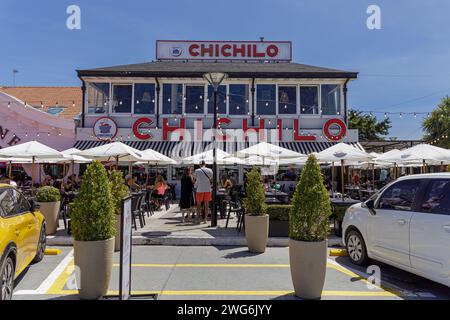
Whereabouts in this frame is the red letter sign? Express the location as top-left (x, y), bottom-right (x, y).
top-left (133, 117), bottom-right (153, 140)
top-left (323, 118), bottom-right (347, 141)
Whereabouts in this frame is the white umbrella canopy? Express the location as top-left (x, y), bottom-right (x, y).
top-left (241, 155), bottom-right (279, 166)
top-left (75, 142), bottom-right (144, 162)
top-left (183, 149), bottom-right (245, 165)
top-left (315, 143), bottom-right (373, 162)
top-left (0, 141), bottom-right (63, 159)
top-left (139, 148), bottom-right (178, 165)
top-left (235, 141), bottom-right (305, 159)
top-left (61, 148), bottom-right (81, 155)
top-left (378, 144), bottom-right (450, 164)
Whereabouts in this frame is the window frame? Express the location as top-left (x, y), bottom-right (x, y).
top-left (277, 84), bottom-right (298, 116)
top-left (375, 179), bottom-right (425, 212)
top-left (133, 83), bottom-right (156, 115)
top-left (111, 83), bottom-right (133, 115)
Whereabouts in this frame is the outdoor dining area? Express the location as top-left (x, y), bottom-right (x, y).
top-left (0, 139), bottom-right (449, 238)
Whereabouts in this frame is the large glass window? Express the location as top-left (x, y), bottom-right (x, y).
top-left (257, 84), bottom-right (276, 115)
top-left (134, 84), bottom-right (155, 114)
top-left (321, 84), bottom-right (341, 115)
top-left (207, 85), bottom-right (227, 114)
top-left (87, 83), bottom-right (109, 114)
top-left (163, 84), bottom-right (183, 114)
top-left (278, 86), bottom-right (297, 114)
top-left (229, 84), bottom-right (249, 115)
top-left (185, 85), bottom-right (204, 114)
top-left (300, 86), bottom-right (318, 114)
top-left (378, 180), bottom-right (420, 211)
top-left (112, 84), bottom-right (132, 113)
top-left (420, 180), bottom-right (450, 215)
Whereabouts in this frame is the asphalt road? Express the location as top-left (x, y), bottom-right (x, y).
top-left (11, 245), bottom-right (450, 300)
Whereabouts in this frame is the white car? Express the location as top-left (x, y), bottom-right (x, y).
top-left (342, 173), bottom-right (450, 288)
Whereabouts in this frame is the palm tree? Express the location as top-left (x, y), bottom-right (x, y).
top-left (422, 96), bottom-right (450, 149)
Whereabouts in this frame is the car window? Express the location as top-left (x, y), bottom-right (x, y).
top-left (378, 179), bottom-right (420, 211)
top-left (8, 189), bottom-right (30, 214)
top-left (0, 188), bottom-right (17, 217)
top-left (419, 179), bottom-right (450, 215)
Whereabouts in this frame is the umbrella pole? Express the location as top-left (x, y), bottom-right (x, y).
top-left (331, 161), bottom-right (335, 193)
top-left (129, 162), bottom-right (132, 177)
top-left (146, 161), bottom-right (150, 186)
top-left (156, 162), bottom-right (159, 178)
top-left (115, 155), bottom-right (119, 170)
top-left (341, 160), bottom-right (345, 194)
top-left (31, 156), bottom-right (35, 196)
top-left (8, 161), bottom-right (12, 179)
top-left (39, 163), bottom-right (42, 186)
top-left (441, 161), bottom-right (444, 173)
top-left (372, 163), bottom-right (375, 190)
top-left (71, 160), bottom-right (75, 192)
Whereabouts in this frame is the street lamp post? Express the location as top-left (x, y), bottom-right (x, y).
top-left (203, 72), bottom-right (228, 227)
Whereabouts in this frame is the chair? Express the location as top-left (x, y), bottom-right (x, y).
top-left (131, 194), bottom-right (144, 230)
top-left (224, 198), bottom-right (243, 229)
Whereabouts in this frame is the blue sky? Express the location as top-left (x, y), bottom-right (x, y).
top-left (1, 0), bottom-right (449, 140)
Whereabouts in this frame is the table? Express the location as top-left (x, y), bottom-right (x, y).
top-left (265, 191), bottom-right (289, 204)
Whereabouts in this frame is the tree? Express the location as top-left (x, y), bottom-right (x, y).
top-left (242, 167), bottom-right (266, 216)
top-left (422, 96), bottom-right (450, 149)
top-left (348, 109), bottom-right (391, 141)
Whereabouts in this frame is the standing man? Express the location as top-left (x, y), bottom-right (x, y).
top-left (194, 160), bottom-right (213, 225)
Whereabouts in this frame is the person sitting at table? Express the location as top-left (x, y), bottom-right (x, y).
top-left (263, 177), bottom-right (271, 192)
top-left (153, 175), bottom-right (168, 207)
top-left (126, 175), bottom-right (141, 192)
top-left (219, 175), bottom-right (233, 192)
top-left (42, 175), bottom-right (54, 187)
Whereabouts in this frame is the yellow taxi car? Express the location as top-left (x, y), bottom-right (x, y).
top-left (0, 184), bottom-right (46, 300)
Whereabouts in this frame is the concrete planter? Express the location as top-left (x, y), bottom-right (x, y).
top-left (289, 239), bottom-right (328, 299)
top-left (245, 214), bottom-right (269, 253)
top-left (74, 237), bottom-right (114, 300)
top-left (268, 220), bottom-right (289, 237)
top-left (114, 215), bottom-right (121, 252)
top-left (37, 201), bottom-right (60, 235)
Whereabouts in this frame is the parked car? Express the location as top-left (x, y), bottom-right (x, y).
top-left (342, 173), bottom-right (450, 288)
top-left (0, 184), bottom-right (46, 300)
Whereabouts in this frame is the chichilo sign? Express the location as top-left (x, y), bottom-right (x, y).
top-left (156, 40), bottom-right (292, 61)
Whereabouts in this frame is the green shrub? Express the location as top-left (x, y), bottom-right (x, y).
top-left (289, 155), bottom-right (331, 242)
top-left (242, 167), bottom-right (266, 216)
top-left (70, 160), bottom-right (115, 241)
top-left (36, 186), bottom-right (61, 202)
top-left (267, 205), bottom-right (292, 221)
top-left (109, 170), bottom-right (129, 215)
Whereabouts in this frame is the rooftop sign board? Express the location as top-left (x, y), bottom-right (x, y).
top-left (156, 40), bottom-right (292, 61)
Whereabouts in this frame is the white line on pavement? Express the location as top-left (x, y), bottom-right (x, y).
top-left (14, 249), bottom-right (74, 295)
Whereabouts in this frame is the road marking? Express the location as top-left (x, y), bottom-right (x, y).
top-left (112, 263), bottom-right (290, 268)
top-left (14, 249), bottom-right (73, 296)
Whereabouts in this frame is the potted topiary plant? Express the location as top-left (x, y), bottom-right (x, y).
top-left (109, 169), bottom-right (129, 252)
top-left (70, 160), bottom-right (115, 300)
top-left (36, 186), bottom-right (61, 235)
top-left (242, 167), bottom-right (268, 253)
top-left (289, 154), bottom-right (332, 299)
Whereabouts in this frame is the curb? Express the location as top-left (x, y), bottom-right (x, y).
top-left (48, 235), bottom-right (343, 247)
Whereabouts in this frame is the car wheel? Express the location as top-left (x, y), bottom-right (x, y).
top-left (32, 225), bottom-right (46, 264)
top-left (346, 230), bottom-right (369, 266)
top-left (0, 256), bottom-right (15, 300)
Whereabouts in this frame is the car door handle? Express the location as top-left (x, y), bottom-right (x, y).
top-left (397, 219), bottom-right (407, 226)
top-left (444, 225), bottom-right (450, 233)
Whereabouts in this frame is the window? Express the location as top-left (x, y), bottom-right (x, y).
top-left (134, 84), bottom-right (155, 114)
top-left (185, 85), bottom-right (204, 114)
top-left (229, 84), bottom-right (249, 115)
top-left (14, 191), bottom-right (30, 214)
top-left (0, 189), bottom-right (15, 216)
top-left (300, 86), bottom-right (318, 114)
top-left (321, 84), bottom-right (341, 115)
top-left (87, 83), bottom-right (109, 114)
top-left (257, 84), bottom-right (276, 115)
top-left (207, 85), bottom-right (227, 114)
top-left (420, 179), bottom-right (450, 215)
top-left (163, 84), bottom-right (183, 114)
top-left (278, 86), bottom-right (297, 114)
top-left (378, 180), bottom-right (420, 211)
top-left (112, 84), bottom-right (132, 113)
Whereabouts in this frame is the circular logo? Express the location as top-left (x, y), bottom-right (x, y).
top-left (323, 118), bottom-right (347, 141)
top-left (170, 47), bottom-right (183, 57)
top-left (93, 117), bottom-right (118, 141)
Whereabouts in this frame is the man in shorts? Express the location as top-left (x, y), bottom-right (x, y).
top-left (194, 160), bottom-right (213, 224)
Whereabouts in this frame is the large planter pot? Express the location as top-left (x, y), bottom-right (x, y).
top-left (74, 237), bottom-right (114, 300)
top-left (268, 220), bottom-right (289, 237)
top-left (245, 214), bottom-right (269, 253)
top-left (114, 215), bottom-right (121, 252)
top-left (289, 239), bottom-right (328, 299)
top-left (38, 201), bottom-right (60, 235)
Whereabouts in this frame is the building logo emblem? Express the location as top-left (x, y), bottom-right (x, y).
top-left (170, 47), bottom-right (183, 57)
top-left (93, 117), bottom-right (118, 140)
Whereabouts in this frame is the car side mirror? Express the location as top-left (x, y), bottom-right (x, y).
top-left (365, 199), bottom-right (376, 216)
top-left (30, 200), bottom-right (40, 212)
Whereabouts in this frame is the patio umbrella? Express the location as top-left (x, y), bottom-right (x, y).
top-left (136, 148), bottom-right (178, 183)
top-left (182, 149), bottom-right (245, 165)
top-left (75, 142), bottom-right (144, 169)
top-left (235, 141), bottom-right (305, 160)
top-left (0, 141), bottom-right (64, 195)
top-left (315, 143), bottom-right (373, 194)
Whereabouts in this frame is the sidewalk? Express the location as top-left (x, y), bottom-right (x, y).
top-left (47, 204), bottom-right (343, 247)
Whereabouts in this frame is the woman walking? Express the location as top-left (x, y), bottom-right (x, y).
top-left (179, 167), bottom-right (195, 222)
